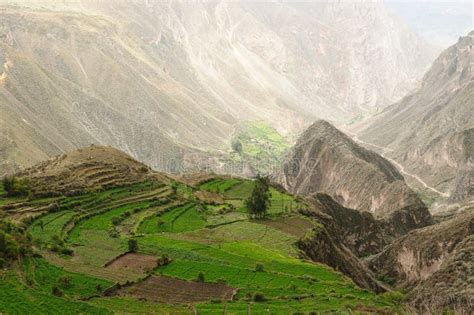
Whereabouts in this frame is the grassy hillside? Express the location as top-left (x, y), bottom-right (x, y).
top-left (0, 177), bottom-right (402, 314)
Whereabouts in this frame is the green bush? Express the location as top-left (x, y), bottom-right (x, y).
top-left (2, 176), bottom-right (30, 197)
top-left (128, 239), bottom-right (138, 252)
top-left (196, 271), bottom-right (205, 283)
top-left (255, 263), bottom-right (264, 272)
top-left (253, 292), bottom-right (266, 302)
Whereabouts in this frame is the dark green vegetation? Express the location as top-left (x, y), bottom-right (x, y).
top-left (0, 177), bottom-right (403, 314)
top-left (245, 175), bottom-right (271, 218)
top-left (2, 176), bottom-right (30, 197)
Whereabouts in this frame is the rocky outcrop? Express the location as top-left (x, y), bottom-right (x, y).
top-left (298, 196), bottom-right (387, 293)
top-left (308, 193), bottom-right (432, 258)
top-left (366, 210), bottom-right (474, 313)
top-left (358, 31), bottom-right (474, 203)
top-left (18, 145), bottom-right (170, 197)
top-left (278, 120), bottom-right (429, 222)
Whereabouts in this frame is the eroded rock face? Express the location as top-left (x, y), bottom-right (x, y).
top-left (366, 210), bottom-right (473, 313)
top-left (0, 1), bottom-right (435, 175)
top-left (277, 120), bottom-right (429, 221)
top-left (297, 194), bottom-right (390, 293)
top-left (358, 32), bottom-right (474, 203)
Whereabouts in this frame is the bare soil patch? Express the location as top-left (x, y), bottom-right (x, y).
top-left (105, 253), bottom-right (158, 273)
top-left (118, 275), bottom-right (236, 303)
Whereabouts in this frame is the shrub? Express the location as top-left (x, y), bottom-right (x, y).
top-left (253, 292), bottom-right (266, 302)
top-left (111, 217), bottom-right (121, 226)
top-left (2, 176), bottom-right (30, 197)
top-left (255, 263), bottom-right (264, 272)
top-left (52, 286), bottom-right (63, 297)
top-left (57, 276), bottom-right (72, 289)
top-left (128, 239), bottom-right (138, 252)
top-left (196, 271), bottom-right (205, 282)
top-left (60, 248), bottom-right (74, 256)
top-left (47, 202), bottom-right (60, 213)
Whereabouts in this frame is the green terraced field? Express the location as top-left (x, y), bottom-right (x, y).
top-left (1, 177), bottom-right (402, 314)
top-left (138, 203), bottom-right (206, 234)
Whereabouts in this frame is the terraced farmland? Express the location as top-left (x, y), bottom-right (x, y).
top-left (1, 176), bottom-right (402, 314)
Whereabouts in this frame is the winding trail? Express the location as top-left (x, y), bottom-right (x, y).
top-left (346, 131), bottom-right (449, 198)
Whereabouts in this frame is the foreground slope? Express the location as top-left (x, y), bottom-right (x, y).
top-left (358, 31), bottom-right (474, 204)
top-left (367, 210), bottom-right (473, 313)
top-left (0, 0), bottom-right (435, 174)
top-left (0, 146), bottom-right (402, 314)
top-left (277, 120), bottom-right (430, 223)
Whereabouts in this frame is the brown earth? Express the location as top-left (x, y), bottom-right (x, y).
top-left (105, 253), bottom-right (158, 274)
top-left (117, 275), bottom-right (236, 304)
top-left (17, 145), bottom-right (170, 197)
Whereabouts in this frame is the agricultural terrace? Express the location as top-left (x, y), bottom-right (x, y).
top-left (0, 177), bottom-right (403, 314)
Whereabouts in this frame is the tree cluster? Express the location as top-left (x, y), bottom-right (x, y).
top-left (2, 176), bottom-right (31, 197)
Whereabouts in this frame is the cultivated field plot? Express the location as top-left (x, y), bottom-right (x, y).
top-left (105, 253), bottom-right (157, 273)
top-left (117, 275), bottom-right (236, 304)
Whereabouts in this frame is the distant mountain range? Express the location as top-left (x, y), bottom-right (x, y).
top-left (0, 0), bottom-right (436, 175)
top-left (357, 31), bottom-right (474, 206)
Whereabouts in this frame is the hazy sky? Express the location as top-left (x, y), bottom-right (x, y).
top-left (385, 0), bottom-right (473, 49)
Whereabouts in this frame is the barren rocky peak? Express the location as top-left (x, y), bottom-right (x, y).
top-left (0, 0), bottom-right (435, 175)
top-left (358, 31), bottom-right (474, 205)
top-left (278, 120), bottom-right (428, 221)
top-left (18, 145), bottom-right (170, 197)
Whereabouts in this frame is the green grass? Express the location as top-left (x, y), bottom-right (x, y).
top-left (4, 180), bottom-right (401, 313)
top-left (200, 179), bottom-right (241, 193)
top-left (0, 260), bottom-right (110, 314)
top-left (68, 200), bottom-right (152, 243)
top-left (138, 203), bottom-right (206, 234)
top-left (232, 121), bottom-right (289, 158)
top-left (23, 258), bottom-right (112, 298)
top-left (29, 210), bottom-right (76, 242)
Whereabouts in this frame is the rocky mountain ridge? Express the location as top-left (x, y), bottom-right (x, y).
top-left (357, 31), bottom-right (474, 205)
top-left (0, 0), bottom-right (435, 175)
top-left (277, 120), bottom-right (429, 221)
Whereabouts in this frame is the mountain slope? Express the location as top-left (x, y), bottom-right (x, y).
top-left (0, 146), bottom-right (403, 313)
top-left (0, 0), bottom-right (435, 175)
top-left (277, 120), bottom-right (429, 221)
top-left (367, 210), bottom-right (473, 313)
top-left (358, 31), bottom-right (474, 204)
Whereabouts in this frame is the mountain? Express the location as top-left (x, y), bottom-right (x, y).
top-left (0, 0), bottom-right (435, 175)
top-left (277, 120), bottom-right (430, 223)
top-left (366, 210), bottom-right (474, 313)
top-left (357, 31), bottom-right (474, 204)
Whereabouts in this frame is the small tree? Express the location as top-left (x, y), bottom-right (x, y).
top-left (231, 140), bottom-right (243, 154)
top-left (255, 263), bottom-right (264, 272)
top-left (128, 238), bottom-right (138, 252)
top-left (111, 217), bottom-right (121, 226)
top-left (245, 175), bottom-right (271, 219)
top-left (196, 271), bottom-right (205, 282)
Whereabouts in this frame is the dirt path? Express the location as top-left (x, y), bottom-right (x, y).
top-left (348, 133), bottom-right (449, 198)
